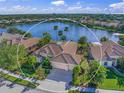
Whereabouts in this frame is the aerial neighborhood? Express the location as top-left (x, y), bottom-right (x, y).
top-left (0, 17), bottom-right (124, 93)
top-left (0, 3), bottom-right (124, 92)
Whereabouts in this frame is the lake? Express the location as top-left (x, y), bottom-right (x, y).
top-left (0, 21), bottom-right (119, 42)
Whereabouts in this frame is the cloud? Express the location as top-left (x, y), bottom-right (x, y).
top-left (109, 0), bottom-right (124, 12)
top-left (66, 6), bottom-right (102, 13)
top-left (51, 0), bottom-right (65, 6)
top-left (67, 6), bottom-right (82, 11)
top-left (0, 5), bottom-right (38, 14)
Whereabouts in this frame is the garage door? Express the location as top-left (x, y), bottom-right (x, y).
top-left (51, 62), bottom-right (69, 71)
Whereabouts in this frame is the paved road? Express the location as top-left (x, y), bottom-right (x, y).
top-left (0, 80), bottom-right (53, 93)
top-left (1, 80), bottom-right (124, 93)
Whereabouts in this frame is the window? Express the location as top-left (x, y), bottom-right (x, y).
top-left (104, 62), bottom-right (108, 66)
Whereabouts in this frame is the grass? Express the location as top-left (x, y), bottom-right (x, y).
top-left (0, 71), bottom-right (39, 88)
top-left (99, 68), bottom-right (124, 90)
top-left (68, 90), bottom-right (94, 93)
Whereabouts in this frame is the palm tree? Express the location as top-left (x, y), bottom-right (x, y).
top-left (64, 27), bottom-right (69, 32)
top-left (53, 25), bottom-right (58, 30)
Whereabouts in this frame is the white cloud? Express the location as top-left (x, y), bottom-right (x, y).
top-left (67, 6), bottom-right (82, 11)
top-left (51, 0), bottom-right (65, 6)
top-left (66, 6), bottom-right (102, 13)
top-left (0, 5), bottom-right (38, 14)
top-left (110, 0), bottom-right (124, 13)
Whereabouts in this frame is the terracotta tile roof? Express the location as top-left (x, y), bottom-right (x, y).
top-left (20, 38), bottom-right (40, 48)
top-left (61, 42), bottom-right (82, 64)
top-left (33, 43), bottom-right (63, 57)
top-left (90, 40), bottom-right (124, 61)
top-left (51, 53), bottom-right (77, 65)
top-left (33, 42), bottom-right (82, 65)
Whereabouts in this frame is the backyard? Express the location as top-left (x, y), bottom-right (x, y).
top-left (99, 68), bottom-right (124, 90)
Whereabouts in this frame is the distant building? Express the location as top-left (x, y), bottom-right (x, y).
top-left (0, 32), bottom-right (21, 45)
top-left (89, 41), bottom-right (124, 67)
top-left (20, 38), bottom-right (40, 53)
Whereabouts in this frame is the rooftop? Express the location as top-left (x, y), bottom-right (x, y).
top-left (90, 40), bottom-right (124, 61)
top-left (0, 32), bottom-right (21, 43)
top-left (33, 41), bottom-right (83, 65)
top-left (20, 38), bottom-right (40, 49)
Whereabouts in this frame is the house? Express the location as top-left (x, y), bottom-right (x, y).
top-left (20, 38), bottom-right (40, 53)
top-left (33, 42), bottom-right (83, 71)
top-left (89, 40), bottom-right (124, 67)
top-left (0, 32), bottom-right (21, 45)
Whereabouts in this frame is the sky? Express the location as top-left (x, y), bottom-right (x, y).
top-left (0, 0), bottom-right (124, 14)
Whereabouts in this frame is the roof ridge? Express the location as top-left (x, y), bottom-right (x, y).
top-left (48, 44), bottom-right (56, 56)
top-left (61, 53), bottom-right (69, 64)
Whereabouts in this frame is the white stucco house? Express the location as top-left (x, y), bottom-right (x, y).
top-left (89, 40), bottom-right (124, 67)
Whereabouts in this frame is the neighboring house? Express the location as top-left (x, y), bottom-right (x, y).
top-left (33, 42), bottom-right (83, 71)
top-left (0, 32), bottom-right (21, 45)
top-left (89, 40), bottom-right (124, 67)
top-left (0, 32), bottom-right (40, 53)
top-left (20, 38), bottom-right (40, 53)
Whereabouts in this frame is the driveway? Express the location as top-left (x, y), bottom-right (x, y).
top-left (37, 69), bottom-right (72, 93)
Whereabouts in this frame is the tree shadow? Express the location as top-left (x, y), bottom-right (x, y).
top-left (21, 87), bottom-right (30, 93)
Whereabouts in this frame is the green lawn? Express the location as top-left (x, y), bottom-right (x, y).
top-left (0, 71), bottom-right (39, 88)
top-left (99, 68), bottom-right (124, 90)
top-left (68, 90), bottom-right (94, 93)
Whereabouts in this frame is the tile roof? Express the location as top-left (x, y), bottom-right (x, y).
top-left (51, 53), bottom-right (77, 65)
top-left (33, 42), bottom-right (83, 65)
top-left (90, 40), bottom-right (124, 61)
top-left (20, 38), bottom-right (40, 48)
top-left (34, 43), bottom-right (63, 57)
top-left (61, 42), bottom-right (82, 64)
top-left (0, 32), bottom-right (21, 43)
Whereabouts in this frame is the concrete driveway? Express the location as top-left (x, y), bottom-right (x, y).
top-left (37, 69), bottom-right (72, 93)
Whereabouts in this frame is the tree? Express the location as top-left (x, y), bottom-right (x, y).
top-left (100, 37), bottom-right (108, 42)
top-left (0, 43), bottom-right (27, 71)
top-left (7, 27), bottom-right (32, 38)
top-left (117, 57), bottom-right (124, 73)
top-left (88, 60), bottom-right (107, 87)
top-left (118, 24), bottom-right (124, 33)
top-left (77, 36), bottom-right (88, 56)
top-left (42, 57), bottom-right (52, 69)
top-left (117, 77), bottom-right (124, 87)
top-left (27, 55), bottom-right (37, 70)
top-left (58, 30), bottom-right (63, 36)
top-left (38, 32), bottom-right (51, 47)
top-left (72, 60), bottom-right (106, 87)
top-left (64, 27), bottom-right (69, 31)
top-left (53, 25), bottom-right (58, 30)
top-left (118, 36), bottom-right (124, 46)
top-left (60, 35), bottom-right (66, 41)
top-left (78, 36), bottom-right (87, 45)
top-left (35, 67), bottom-right (45, 80)
top-left (72, 59), bottom-right (89, 86)
top-left (42, 32), bottom-right (51, 43)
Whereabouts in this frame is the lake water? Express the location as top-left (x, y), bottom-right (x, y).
top-left (0, 21), bottom-right (119, 42)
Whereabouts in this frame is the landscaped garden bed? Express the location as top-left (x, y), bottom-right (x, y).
top-left (0, 71), bottom-right (39, 88)
top-left (99, 68), bottom-right (124, 90)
